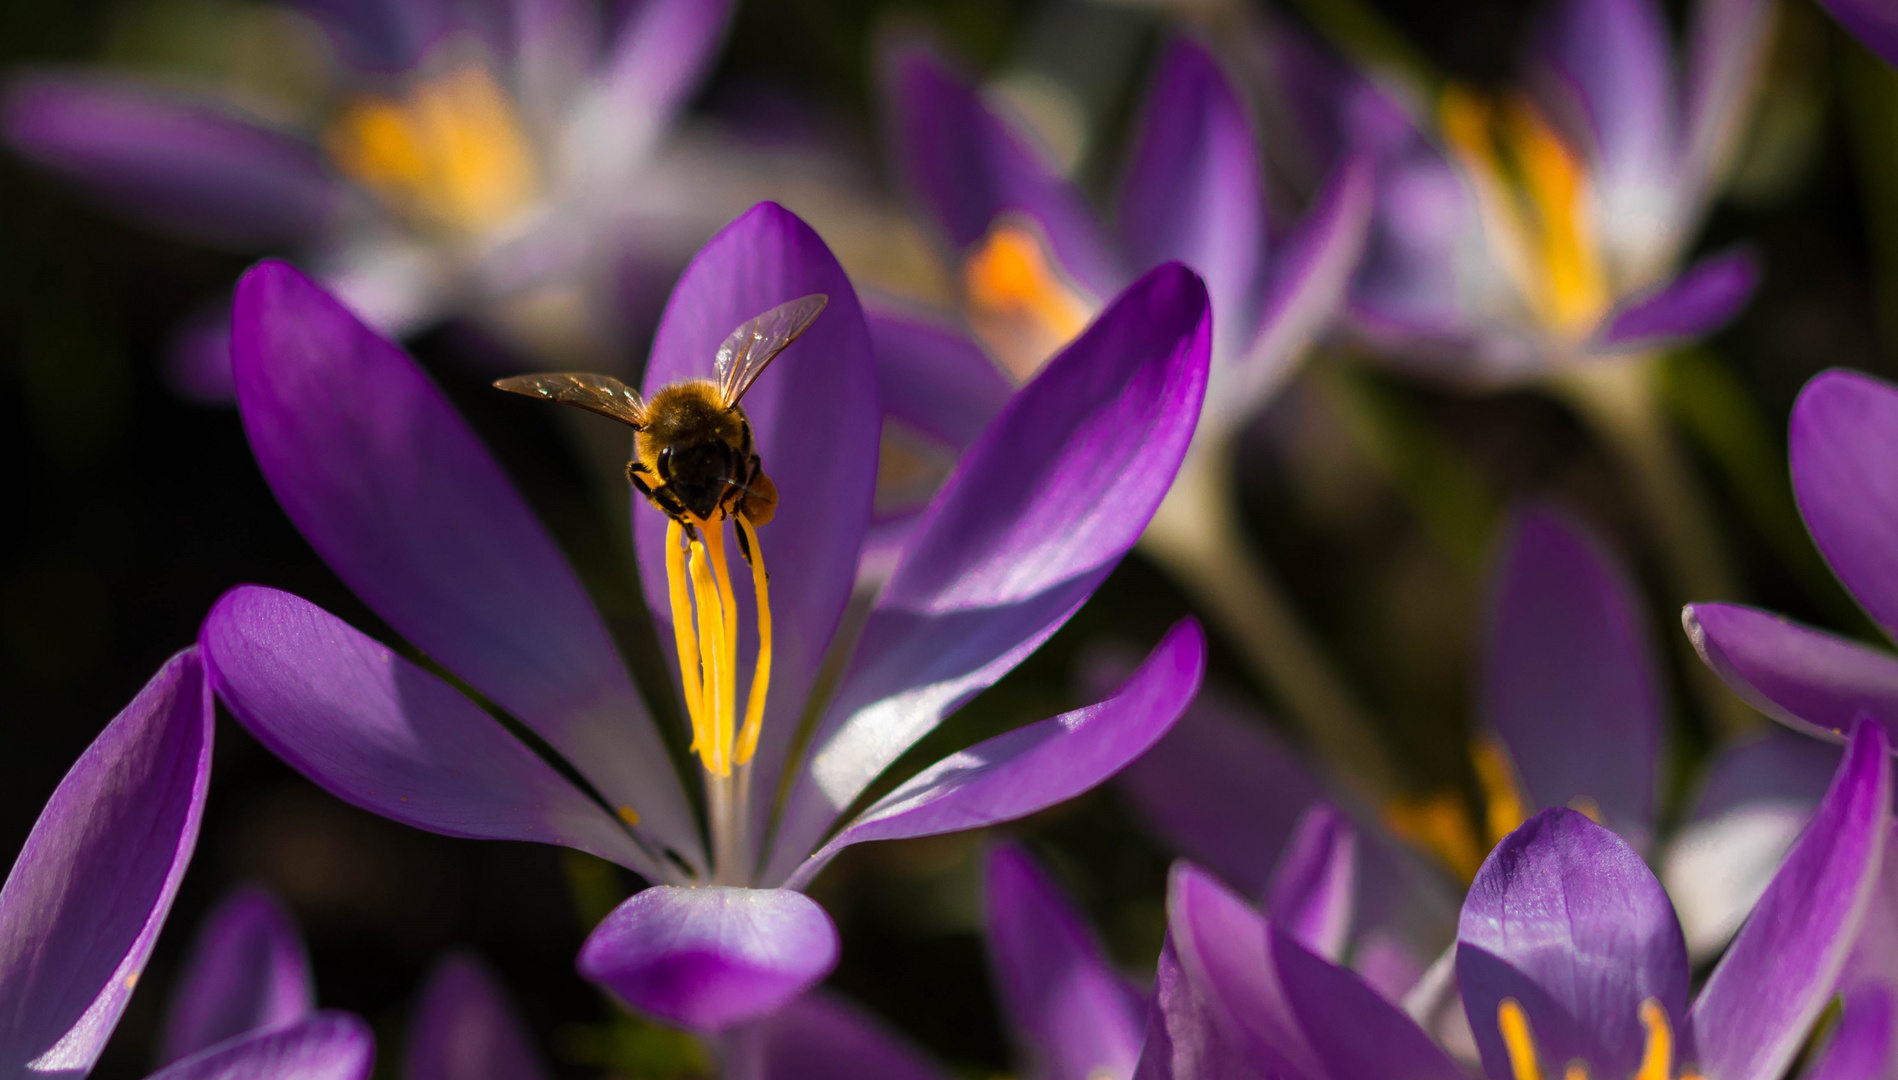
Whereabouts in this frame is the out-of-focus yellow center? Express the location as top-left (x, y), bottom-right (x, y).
top-left (326, 64), bottom-right (538, 235)
top-left (962, 220), bottom-right (1094, 381)
top-left (664, 514), bottom-right (772, 779)
top-left (1497, 998), bottom-right (1700, 1080)
top-left (1384, 734), bottom-right (1532, 881)
top-left (1440, 86), bottom-right (1609, 335)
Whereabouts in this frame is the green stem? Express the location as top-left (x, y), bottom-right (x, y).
top-left (1140, 445), bottom-right (1399, 801)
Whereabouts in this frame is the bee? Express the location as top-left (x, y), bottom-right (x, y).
top-left (494, 294), bottom-right (828, 552)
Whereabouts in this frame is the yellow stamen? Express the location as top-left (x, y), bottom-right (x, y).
top-left (735, 516), bottom-right (772, 765)
top-left (687, 531), bottom-right (730, 776)
top-left (702, 515), bottom-right (741, 771)
top-left (1499, 1000), bottom-right (1544, 1080)
top-left (1635, 1000), bottom-right (1673, 1080)
top-left (962, 219), bottom-right (1093, 381)
top-left (616, 805), bottom-right (641, 826)
top-left (326, 64), bottom-right (538, 234)
top-left (1384, 790), bottom-right (1485, 881)
top-left (664, 520), bottom-right (706, 749)
top-left (1493, 997), bottom-right (1684, 1080)
top-left (1473, 734), bottom-right (1528, 846)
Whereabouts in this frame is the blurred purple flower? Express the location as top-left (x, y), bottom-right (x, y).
top-left (198, 201), bottom-right (1211, 1037)
top-left (0, 649), bottom-right (375, 1080)
top-left (2, 0), bottom-right (736, 399)
top-left (1275, 0), bottom-right (1771, 383)
top-left (1818, 0), bottom-right (1898, 68)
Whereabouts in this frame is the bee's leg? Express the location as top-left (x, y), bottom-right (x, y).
top-left (733, 516), bottom-right (754, 566)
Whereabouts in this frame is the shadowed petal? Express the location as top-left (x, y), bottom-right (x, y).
top-left (1263, 805), bottom-right (1356, 962)
top-left (1683, 602), bottom-right (1898, 743)
top-left (1690, 719), bottom-right (1892, 1080)
top-left (1132, 935), bottom-right (1258, 1080)
top-left (1483, 507), bottom-right (1662, 845)
top-left (0, 649), bottom-right (212, 1078)
top-left (1792, 369), bottom-right (1898, 640)
top-left (868, 307), bottom-right (1013, 453)
top-left (759, 992), bottom-right (951, 1080)
top-left (632, 202), bottom-right (879, 843)
top-left (148, 1011), bottom-right (374, 1080)
top-left (1457, 809), bottom-right (1690, 1079)
top-left (1270, 924), bottom-right (1465, 1080)
top-left (3, 77), bottom-right (339, 248)
top-left (984, 843), bottom-right (1145, 1080)
top-left (577, 886), bottom-right (838, 1033)
top-left (1118, 38), bottom-right (1266, 365)
top-left (767, 264), bottom-right (1210, 880)
top-left (1821, 0), bottom-right (1898, 67)
top-left (406, 954), bottom-right (550, 1080)
top-left (1594, 250), bottom-right (1760, 352)
top-left (883, 42), bottom-right (1122, 298)
top-left (786, 620), bottom-right (1206, 889)
top-left (230, 260), bottom-right (697, 865)
top-left (201, 586), bottom-right (662, 877)
top-left (1804, 988), bottom-right (1893, 1080)
top-left (1166, 864), bottom-right (1319, 1079)
top-left (159, 888), bottom-right (313, 1065)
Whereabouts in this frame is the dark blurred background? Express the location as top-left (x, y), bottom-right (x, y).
top-left (3, 0), bottom-right (1894, 1076)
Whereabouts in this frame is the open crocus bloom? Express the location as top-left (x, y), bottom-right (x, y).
top-left (2, 0), bottom-right (733, 398)
top-left (0, 649), bottom-right (374, 1080)
top-left (1138, 717), bottom-right (1892, 1080)
top-left (200, 201), bottom-right (1211, 1034)
top-left (1273, 0), bottom-right (1769, 384)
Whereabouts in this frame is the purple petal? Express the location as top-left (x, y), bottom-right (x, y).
top-left (1116, 686), bottom-right (1327, 896)
top-left (1683, 0), bottom-right (1777, 204)
top-left (1820, 0), bottom-right (1898, 68)
top-left (200, 586), bottom-right (662, 876)
top-left (882, 42), bottom-right (1123, 298)
top-left (599, 0), bottom-right (733, 128)
top-left (1269, 922), bottom-right (1466, 1080)
top-left (1804, 987), bottom-right (1894, 1080)
top-left (1792, 368), bottom-right (1898, 640)
top-left (759, 991), bottom-right (951, 1080)
top-left (1118, 38), bottom-right (1266, 365)
top-left (230, 260), bottom-right (697, 865)
top-left (786, 620), bottom-right (1206, 890)
top-left (287, 0), bottom-right (449, 72)
top-left (0, 649), bottom-right (211, 1076)
top-left (577, 886), bottom-right (839, 1033)
top-left (148, 1011), bottom-right (374, 1080)
top-left (633, 202), bottom-right (879, 842)
top-left (1683, 602), bottom-right (1898, 743)
top-left (1691, 719), bottom-right (1892, 1080)
top-left (406, 954), bottom-right (550, 1080)
top-left (1594, 249), bottom-right (1760, 352)
top-left (767, 264), bottom-right (1210, 879)
top-left (159, 888), bottom-right (313, 1065)
top-left (1263, 805), bottom-right (1356, 962)
top-left (3, 76), bottom-right (340, 248)
top-left (984, 843), bottom-right (1145, 1080)
top-left (1457, 808), bottom-right (1690, 1079)
top-left (1482, 506), bottom-right (1663, 845)
top-left (867, 306), bottom-right (1013, 453)
top-left (1132, 935), bottom-right (1256, 1080)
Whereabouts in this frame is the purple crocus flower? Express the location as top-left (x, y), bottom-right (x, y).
top-left (1276, 0), bottom-right (1770, 383)
top-left (1139, 715), bottom-right (1892, 1080)
top-left (0, 649), bottom-right (374, 1080)
top-left (198, 201), bottom-right (1212, 1043)
top-left (3, 0), bottom-right (734, 398)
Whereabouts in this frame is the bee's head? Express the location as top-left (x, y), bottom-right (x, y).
top-left (660, 441), bottom-right (737, 522)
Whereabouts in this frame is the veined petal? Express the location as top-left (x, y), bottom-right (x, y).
top-left (159, 888), bottom-right (313, 1065)
top-left (1592, 249), bottom-right (1760, 353)
top-left (1684, 602), bottom-right (1898, 742)
top-left (867, 306), bottom-right (1013, 453)
top-left (230, 261), bottom-right (697, 865)
top-left (785, 620), bottom-right (1206, 890)
top-left (767, 264), bottom-right (1209, 880)
top-left (3, 76), bottom-right (340, 248)
top-left (984, 843), bottom-right (1145, 1080)
top-left (1483, 506), bottom-right (1663, 845)
top-left (1820, 0), bottom-right (1898, 68)
top-left (1802, 987), bottom-right (1893, 1080)
top-left (1691, 719), bottom-right (1892, 1080)
top-left (632, 202), bottom-right (878, 843)
top-left (1457, 809), bottom-right (1691, 1080)
top-left (1263, 805), bottom-right (1356, 962)
top-left (882, 41), bottom-right (1122, 298)
top-left (201, 586), bottom-right (663, 877)
top-left (0, 649), bottom-right (211, 1078)
top-left (147, 1011), bottom-right (374, 1080)
top-left (1792, 369), bottom-right (1898, 641)
top-left (406, 954), bottom-right (550, 1080)
top-left (577, 886), bottom-right (838, 1033)
top-left (1118, 38), bottom-right (1267, 366)
top-left (759, 992), bottom-right (951, 1080)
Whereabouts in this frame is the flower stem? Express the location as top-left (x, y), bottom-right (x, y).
top-left (1140, 445), bottom-right (1399, 801)
top-left (1556, 356), bottom-right (1757, 737)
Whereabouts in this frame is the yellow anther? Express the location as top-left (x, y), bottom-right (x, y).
top-left (662, 514), bottom-right (775, 780)
top-left (1473, 734), bottom-right (1528, 846)
top-left (1384, 790), bottom-right (1485, 881)
top-left (616, 805), bottom-right (641, 827)
top-left (687, 529), bottom-right (730, 776)
top-left (1499, 999), bottom-right (1544, 1080)
top-left (1492, 996), bottom-right (1682, 1080)
top-left (734, 516), bottom-right (772, 766)
top-left (665, 520), bottom-right (705, 748)
top-left (963, 219), bottom-right (1094, 381)
top-left (1568, 795), bottom-right (1603, 824)
top-left (327, 64), bottom-right (538, 234)
top-left (1634, 1000), bottom-right (1674, 1080)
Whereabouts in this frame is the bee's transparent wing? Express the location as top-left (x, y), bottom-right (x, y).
top-left (493, 373), bottom-right (647, 428)
top-left (714, 294), bottom-right (828, 407)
